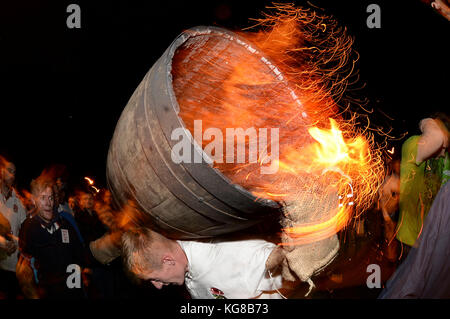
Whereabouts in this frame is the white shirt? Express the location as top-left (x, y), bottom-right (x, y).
top-left (178, 239), bottom-right (283, 299)
top-left (0, 189), bottom-right (27, 272)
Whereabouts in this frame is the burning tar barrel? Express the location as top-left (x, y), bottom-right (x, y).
top-left (106, 26), bottom-right (312, 239)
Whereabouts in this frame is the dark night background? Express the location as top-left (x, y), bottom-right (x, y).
top-left (0, 0), bottom-right (448, 192)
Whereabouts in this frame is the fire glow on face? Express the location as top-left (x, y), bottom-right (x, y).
top-left (172, 4), bottom-right (384, 245)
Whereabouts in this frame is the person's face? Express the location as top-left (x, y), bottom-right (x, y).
top-left (56, 178), bottom-right (66, 197)
top-left (56, 178), bottom-right (63, 190)
top-left (379, 174), bottom-right (400, 216)
top-left (35, 186), bottom-right (54, 222)
top-left (103, 191), bottom-right (112, 205)
top-left (2, 162), bottom-right (16, 188)
top-left (140, 257), bottom-right (186, 289)
top-left (68, 197), bottom-right (76, 210)
top-left (80, 193), bottom-right (94, 210)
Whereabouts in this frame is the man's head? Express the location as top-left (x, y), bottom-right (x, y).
top-left (0, 156), bottom-right (16, 189)
top-left (419, 113), bottom-right (450, 157)
top-left (79, 192), bottom-right (94, 211)
top-left (30, 178), bottom-right (55, 223)
top-left (55, 177), bottom-right (67, 203)
top-left (102, 189), bottom-right (112, 206)
top-left (52, 184), bottom-right (61, 207)
top-left (68, 196), bottom-right (77, 211)
top-left (379, 173), bottom-right (400, 216)
top-left (121, 227), bottom-right (188, 289)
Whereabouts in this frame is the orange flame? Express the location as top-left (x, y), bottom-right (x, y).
top-left (309, 118), bottom-right (365, 167)
top-left (282, 206), bottom-right (351, 245)
top-left (173, 4), bottom-right (384, 245)
top-left (274, 118), bottom-right (381, 245)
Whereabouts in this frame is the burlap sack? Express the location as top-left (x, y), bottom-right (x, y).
top-left (276, 173), bottom-right (342, 295)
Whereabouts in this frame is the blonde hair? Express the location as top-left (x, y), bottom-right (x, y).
top-left (121, 227), bottom-right (174, 278)
top-left (30, 176), bottom-right (54, 197)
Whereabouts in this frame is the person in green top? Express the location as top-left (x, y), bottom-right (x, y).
top-left (397, 113), bottom-right (450, 255)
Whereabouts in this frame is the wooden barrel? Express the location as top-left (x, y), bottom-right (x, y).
top-left (106, 26), bottom-right (305, 239)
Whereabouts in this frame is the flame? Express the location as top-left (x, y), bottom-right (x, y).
top-left (173, 4), bottom-right (385, 245)
top-left (308, 118), bottom-right (365, 167)
top-left (282, 206), bottom-right (351, 245)
top-left (274, 118), bottom-right (381, 245)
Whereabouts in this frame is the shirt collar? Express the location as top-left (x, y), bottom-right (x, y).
top-left (177, 241), bottom-right (195, 280)
top-left (0, 187), bottom-right (14, 203)
top-left (36, 213), bottom-right (60, 229)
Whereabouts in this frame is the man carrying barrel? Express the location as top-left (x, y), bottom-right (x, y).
top-left (121, 227), bottom-right (287, 299)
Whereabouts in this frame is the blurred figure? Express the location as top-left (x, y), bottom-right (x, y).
top-left (378, 159), bottom-right (401, 263)
top-left (19, 189), bottom-right (36, 217)
top-left (17, 176), bottom-right (86, 299)
top-left (0, 155), bottom-right (27, 299)
top-left (75, 190), bottom-right (116, 298)
top-left (95, 189), bottom-right (118, 232)
top-left (379, 180), bottom-right (450, 298)
top-left (55, 177), bottom-right (73, 216)
top-left (396, 114), bottom-right (449, 260)
top-left (75, 191), bottom-right (105, 243)
top-left (68, 196), bottom-right (78, 216)
top-left (101, 189), bottom-right (113, 207)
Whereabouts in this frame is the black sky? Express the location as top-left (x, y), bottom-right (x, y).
top-left (0, 0), bottom-right (448, 191)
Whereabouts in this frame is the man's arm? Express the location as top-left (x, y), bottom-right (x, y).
top-left (89, 230), bottom-right (122, 265)
top-left (16, 253), bottom-right (39, 299)
top-left (16, 219), bottom-right (40, 298)
top-left (378, 173), bottom-right (400, 262)
top-left (0, 235), bottom-right (16, 255)
top-left (416, 118), bottom-right (447, 164)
